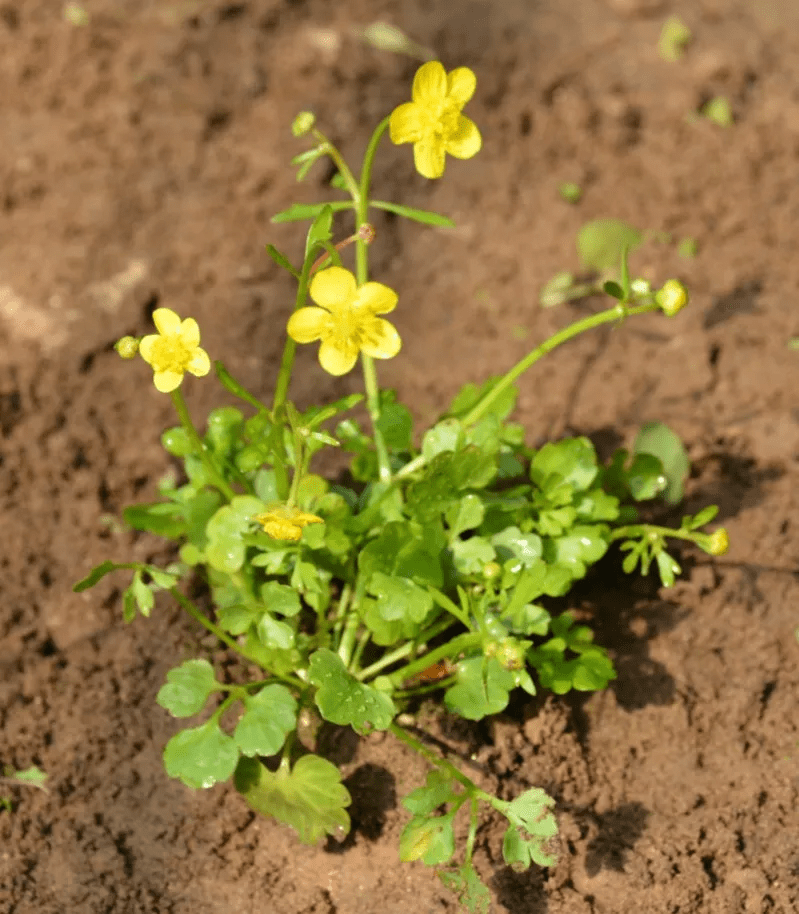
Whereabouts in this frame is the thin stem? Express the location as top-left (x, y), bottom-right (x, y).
top-left (387, 632), bottom-right (482, 688)
top-left (356, 613), bottom-right (460, 682)
top-left (355, 116), bottom-right (393, 483)
top-left (170, 389), bottom-right (236, 500)
top-left (389, 722), bottom-right (493, 800)
top-left (608, 523), bottom-right (698, 545)
top-left (462, 300), bottom-right (658, 428)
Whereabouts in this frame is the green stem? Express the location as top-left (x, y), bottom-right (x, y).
top-left (462, 300), bottom-right (658, 428)
top-left (389, 722), bottom-right (493, 800)
top-left (356, 116), bottom-right (393, 484)
top-left (170, 389), bottom-right (236, 500)
top-left (170, 587), bottom-right (256, 664)
top-left (387, 632), bottom-right (482, 688)
top-left (355, 613), bottom-right (460, 682)
top-left (609, 523), bottom-right (698, 545)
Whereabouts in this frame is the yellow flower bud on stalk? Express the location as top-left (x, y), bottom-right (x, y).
top-left (115, 336), bottom-right (139, 359)
top-left (707, 528), bottom-right (729, 556)
top-left (656, 279), bottom-right (689, 317)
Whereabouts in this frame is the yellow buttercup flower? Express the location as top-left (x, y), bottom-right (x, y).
top-left (255, 505), bottom-right (323, 542)
top-left (287, 266), bottom-right (401, 376)
top-left (389, 60), bottom-right (482, 179)
top-left (139, 308), bottom-right (211, 393)
top-left (707, 528), bottom-right (729, 556)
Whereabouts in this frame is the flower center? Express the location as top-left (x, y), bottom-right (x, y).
top-left (151, 335), bottom-right (191, 373)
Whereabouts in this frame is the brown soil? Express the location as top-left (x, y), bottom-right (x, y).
top-left (2, 1), bottom-right (799, 912)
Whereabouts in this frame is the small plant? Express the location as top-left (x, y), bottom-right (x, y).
top-left (0, 765), bottom-right (48, 812)
top-left (76, 61), bottom-right (728, 912)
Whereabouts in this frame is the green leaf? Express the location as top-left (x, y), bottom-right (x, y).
top-left (156, 659), bottom-right (219, 717)
top-left (6, 766), bottom-right (48, 789)
top-left (451, 537), bottom-right (495, 576)
top-left (539, 271), bottom-right (575, 308)
top-left (256, 613), bottom-right (295, 650)
top-left (445, 494), bottom-right (485, 538)
top-left (234, 685), bottom-right (297, 757)
top-left (376, 396), bottom-right (413, 452)
top-left (491, 527), bottom-right (542, 567)
top-left (73, 560), bottom-right (125, 592)
top-left (444, 656), bottom-right (516, 720)
top-left (123, 502), bottom-right (186, 538)
top-left (531, 437), bottom-right (598, 493)
top-left (502, 787), bottom-right (558, 869)
top-left (577, 218), bottom-right (642, 273)
top-left (633, 422), bottom-right (689, 504)
top-left (234, 754), bottom-right (350, 844)
top-left (684, 504), bottom-right (719, 530)
top-left (422, 418), bottom-right (464, 461)
top-left (205, 496), bottom-right (265, 573)
top-left (130, 572), bottom-right (154, 617)
top-left (439, 864), bottom-right (491, 914)
top-left (163, 719), bottom-right (239, 789)
top-left (624, 452), bottom-right (668, 501)
top-left (399, 814), bottom-right (456, 866)
top-left (308, 649), bottom-right (396, 733)
top-left (402, 770), bottom-right (455, 816)
top-left (271, 201), bottom-right (352, 223)
top-left (358, 522), bottom-right (444, 589)
top-left (260, 580), bottom-right (302, 617)
top-left (655, 549), bottom-right (681, 587)
top-left (367, 571), bottom-right (434, 624)
top-left (370, 199), bottom-right (455, 227)
top-left (305, 204), bottom-right (334, 259)
top-left (544, 525), bottom-right (608, 578)
top-left (265, 243), bottom-right (300, 279)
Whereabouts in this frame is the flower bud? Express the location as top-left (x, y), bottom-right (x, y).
top-left (292, 111), bottom-right (316, 137)
top-left (656, 279), bottom-right (689, 316)
top-left (630, 278), bottom-right (651, 296)
top-left (115, 336), bottom-right (139, 359)
top-left (707, 528), bottom-right (729, 556)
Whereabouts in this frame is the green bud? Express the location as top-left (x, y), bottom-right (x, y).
top-left (291, 111), bottom-right (316, 137)
top-left (656, 279), bottom-right (689, 317)
top-left (115, 336), bottom-right (139, 359)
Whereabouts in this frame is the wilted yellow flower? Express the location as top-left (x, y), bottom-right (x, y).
top-left (287, 266), bottom-right (401, 376)
top-left (389, 60), bottom-right (481, 179)
top-left (139, 308), bottom-right (210, 393)
top-left (656, 279), bottom-right (689, 317)
top-left (255, 505), bottom-right (323, 542)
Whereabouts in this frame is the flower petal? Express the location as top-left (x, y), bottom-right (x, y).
top-left (446, 67), bottom-right (477, 108)
top-left (152, 308), bottom-right (181, 336)
top-left (318, 338), bottom-right (359, 376)
top-left (412, 60), bottom-right (447, 106)
top-left (309, 266), bottom-right (357, 310)
top-left (179, 317), bottom-right (201, 347)
top-left (138, 334), bottom-right (158, 364)
top-left (153, 369), bottom-right (183, 393)
top-left (187, 347), bottom-right (211, 377)
top-left (389, 102), bottom-right (426, 145)
top-left (355, 281), bottom-right (398, 315)
top-left (360, 318), bottom-right (401, 360)
top-left (287, 307), bottom-right (330, 343)
top-left (445, 115), bottom-right (482, 160)
top-left (413, 136), bottom-right (446, 179)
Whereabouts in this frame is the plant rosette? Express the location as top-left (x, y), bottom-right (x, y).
top-left (75, 60), bottom-right (727, 914)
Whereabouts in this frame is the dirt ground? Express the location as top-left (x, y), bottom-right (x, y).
top-left (1, 0), bottom-right (799, 912)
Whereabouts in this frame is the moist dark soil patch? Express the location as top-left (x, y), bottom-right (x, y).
top-left (2, 1), bottom-right (799, 912)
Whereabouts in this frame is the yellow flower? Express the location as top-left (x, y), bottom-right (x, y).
top-left (389, 60), bottom-right (482, 179)
top-left (287, 266), bottom-right (401, 376)
top-left (255, 505), bottom-right (323, 542)
top-left (139, 308), bottom-right (211, 393)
